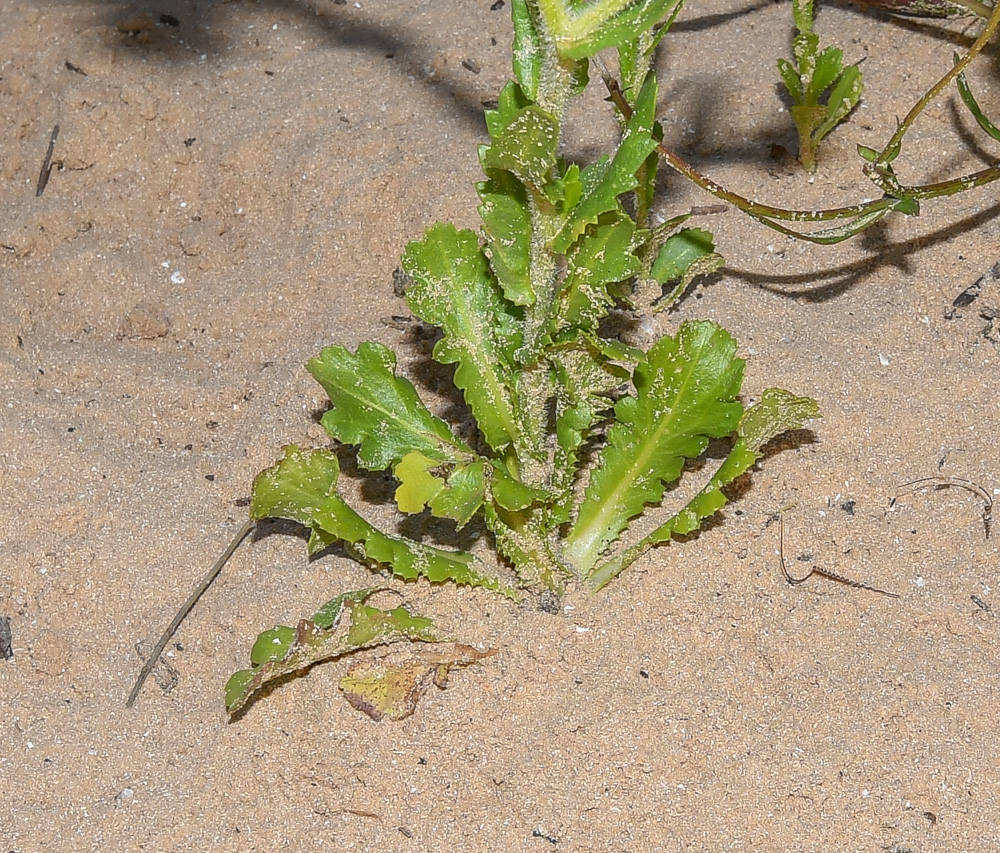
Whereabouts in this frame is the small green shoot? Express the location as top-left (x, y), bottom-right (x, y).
top-left (777, 0), bottom-right (863, 172)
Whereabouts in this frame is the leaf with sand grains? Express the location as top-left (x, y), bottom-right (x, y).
top-left (340, 644), bottom-right (496, 721)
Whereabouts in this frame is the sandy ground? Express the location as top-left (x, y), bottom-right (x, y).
top-left (2, 0), bottom-right (1000, 850)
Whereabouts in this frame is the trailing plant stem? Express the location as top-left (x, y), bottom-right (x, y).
top-left (602, 47), bottom-right (1000, 245)
top-left (881, 1), bottom-right (1000, 160)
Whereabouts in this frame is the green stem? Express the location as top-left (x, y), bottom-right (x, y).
top-left (603, 75), bottom-right (893, 220)
top-left (527, 0), bottom-right (582, 118)
top-left (952, 0), bottom-right (995, 17)
top-left (521, 190), bottom-right (563, 362)
top-left (509, 1), bottom-right (582, 467)
top-left (895, 165), bottom-right (1000, 199)
top-left (602, 47), bottom-right (1000, 245)
top-left (878, 2), bottom-right (1000, 163)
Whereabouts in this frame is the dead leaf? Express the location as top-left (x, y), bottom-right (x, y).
top-left (339, 644), bottom-right (495, 721)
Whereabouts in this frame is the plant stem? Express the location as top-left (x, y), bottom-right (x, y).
top-left (601, 36), bottom-right (1000, 245)
top-left (878, 2), bottom-right (1000, 162)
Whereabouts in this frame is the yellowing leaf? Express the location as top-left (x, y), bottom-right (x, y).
top-left (339, 644), bottom-right (496, 721)
top-left (393, 451), bottom-right (487, 527)
top-left (225, 592), bottom-right (446, 716)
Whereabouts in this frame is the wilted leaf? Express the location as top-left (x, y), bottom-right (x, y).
top-left (225, 591), bottom-right (445, 715)
top-left (340, 644), bottom-right (496, 721)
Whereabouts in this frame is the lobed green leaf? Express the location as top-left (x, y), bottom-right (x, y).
top-left (586, 388), bottom-right (819, 589)
top-left (792, 0), bottom-right (815, 33)
top-left (559, 212), bottom-right (642, 331)
top-left (489, 459), bottom-right (549, 511)
top-left (308, 342), bottom-right (468, 471)
top-left (815, 65), bottom-right (862, 138)
top-left (551, 0), bottom-right (683, 60)
top-left (511, 0), bottom-right (543, 101)
top-left (563, 320), bottom-right (745, 572)
top-left (481, 105), bottom-right (560, 187)
top-left (649, 227), bottom-right (715, 284)
top-left (403, 223), bottom-right (523, 453)
top-left (485, 81), bottom-right (532, 138)
top-left (737, 387), bottom-right (820, 453)
top-left (250, 446), bottom-right (509, 592)
top-left (811, 46), bottom-right (846, 96)
top-left (792, 32), bottom-right (820, 89)
top-left (547, 334), bottom-right (636, 522)
top-left (777, 58), bottom-right (804, 104)
top-left (650, 227), bottom-right (723, 309)
top-left (250, 444), bottom-right (341, 528)
top-left (478, 171), bottom-right (534, 306)
top-left (311, 489), bottom-right (508, 593)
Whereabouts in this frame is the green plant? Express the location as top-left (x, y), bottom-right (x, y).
top-left (222, 0), bottom-right (821, 714)
top-left (777, 0), bottom-right (863, 172)
top-left (648, 0), bottom-right (1000, 245)
top-left (120, 0), bottom-right (1000, 716)
top-left (246, 2), bottom-right (823, 594)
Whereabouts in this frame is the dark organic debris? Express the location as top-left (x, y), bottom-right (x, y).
top-left (0, 615), bottom-right (13, 660)
top-left (946, 261), bottom-right (999, 318)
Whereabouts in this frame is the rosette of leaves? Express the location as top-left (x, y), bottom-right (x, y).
top-left (248, 0), bottom-right (818, 599)
top-left (221, 0), bottom-right (823, 714)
